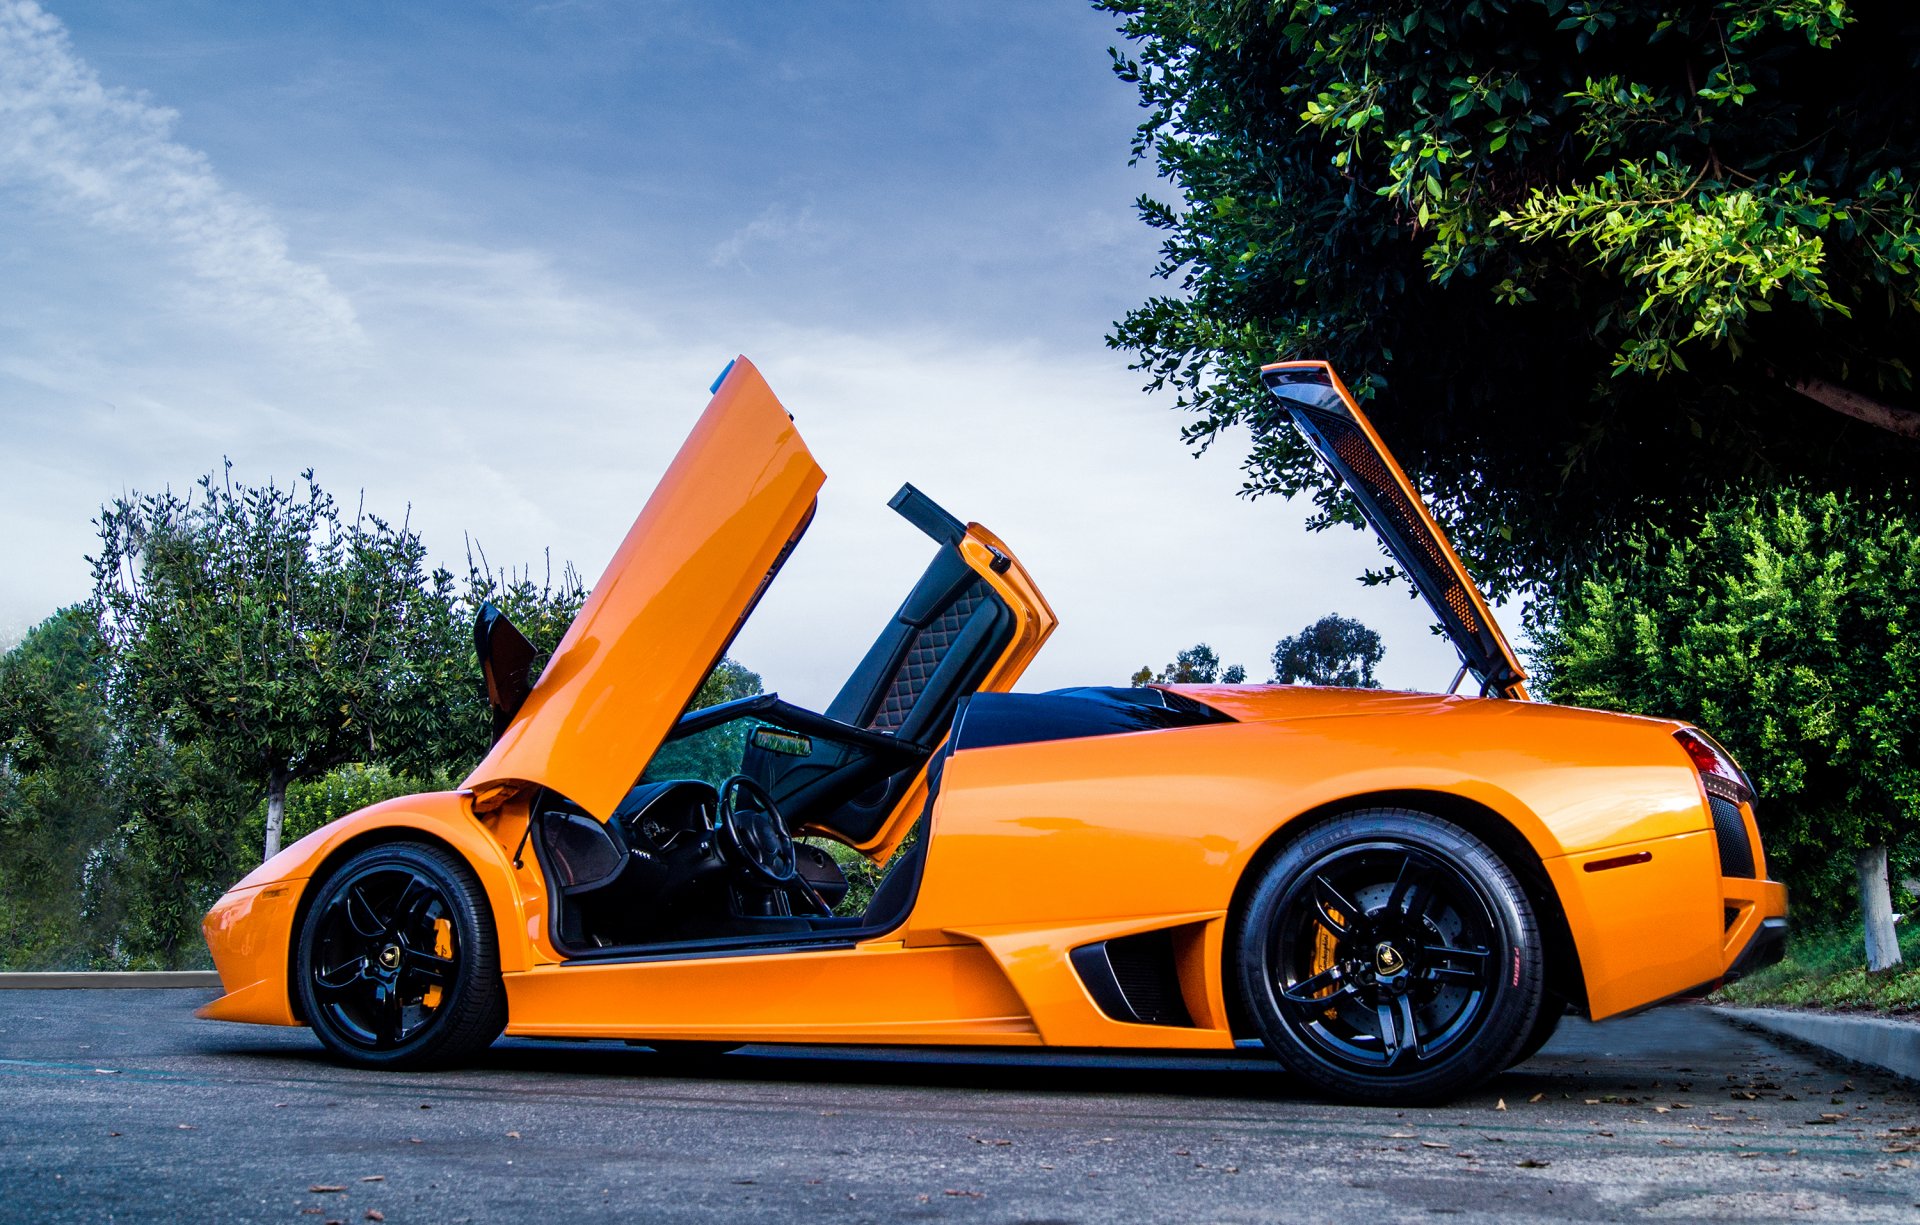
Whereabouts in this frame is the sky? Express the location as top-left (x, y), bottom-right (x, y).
top-left (0, 0), bottom-right (1470, 706)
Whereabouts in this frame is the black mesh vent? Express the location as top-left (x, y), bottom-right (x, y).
top-left (1105, 930), bottom-right (1192, 1027)
top-left (1070, 930), bottom-right (1195, 1028)
top-left (867, 579), bottom-right (987, 732)
top-left (1709, 795), bottom-right (1755, 879)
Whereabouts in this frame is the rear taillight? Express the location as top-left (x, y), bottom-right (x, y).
top-left (1674, 728), bottom-right (1753, 804)
top-left (1677, 728), bottom-right (1761, 879)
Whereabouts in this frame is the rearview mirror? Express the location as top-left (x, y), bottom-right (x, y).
top-left (749, 726), bottom-right (813, 757)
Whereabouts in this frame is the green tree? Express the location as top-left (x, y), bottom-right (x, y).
top-left (107, 735), bottom-right (258, 967)
top-left (1272, 614), bottom-right (1386, 688)
top-left (1131, 641), bottom-right (1247, 686)
top-left (0, 607), bottom-right (119, 968)
top-left (268, 762), bottom-right (445, 849)
top-left (1536, 487), bottom-right (1918, 969)
top-left (1099, 1), bottom-right (1920, 597)
top-left (92, 464), bottom-right (468, 863)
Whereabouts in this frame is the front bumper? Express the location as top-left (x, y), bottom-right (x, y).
top-left (194, 880), bottom-right (306, 1026)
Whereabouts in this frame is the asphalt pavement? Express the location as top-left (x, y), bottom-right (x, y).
top-left (1, 990), bottom-right (1916, 1222)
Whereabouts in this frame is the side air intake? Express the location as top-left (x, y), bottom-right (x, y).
top-left (1070, 929), bottom-right (1193, 1028)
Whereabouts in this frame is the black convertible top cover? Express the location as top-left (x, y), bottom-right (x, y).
top-left (952, 686), bottom-right (1234, 753)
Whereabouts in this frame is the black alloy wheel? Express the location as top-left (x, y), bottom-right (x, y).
top-left (1237, 809), bottom-right (1543, 1104)
top-left (295, 841), bottom-right (506, 1070)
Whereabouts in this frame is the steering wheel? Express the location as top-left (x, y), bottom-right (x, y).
top-left (715, 775), bottom-right (798, 885)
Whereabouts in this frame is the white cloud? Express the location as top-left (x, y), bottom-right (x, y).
top-left (0, 227), bottom-right (1467, 699)
top-left (710, 203), bottom-right (822, 271)
top-left (0, 0), bottom-right (359, 345)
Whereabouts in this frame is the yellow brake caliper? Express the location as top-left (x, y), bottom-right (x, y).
top-left (422, 918), bottom-right (452, 1009)
top-left (1312, 907), bottom-right (1342, 1020)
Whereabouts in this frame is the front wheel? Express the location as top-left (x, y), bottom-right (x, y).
top-left (294, 841), bottom-right (507, 1070)
top-left (1235, 809), bottom-right (1543, 1104)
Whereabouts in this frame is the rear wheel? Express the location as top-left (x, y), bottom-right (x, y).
top-left (295, 841), bottom-right (507, 1070)
top-left (1235, 809), bottom-right (1543, 1104)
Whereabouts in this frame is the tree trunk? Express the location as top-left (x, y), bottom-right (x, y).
top-left (1790, 378), bottom-right (1920, 439)
top-left (1856, 845), bottom-right (1904, 974)
top-left (264, 767), bottom-right (291, 863)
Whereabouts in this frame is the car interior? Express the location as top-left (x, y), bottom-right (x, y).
top-left (479, 484), bottom-right (1015, 959)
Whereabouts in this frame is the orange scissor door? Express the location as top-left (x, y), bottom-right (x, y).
top-left (465, 356), bottom-right (825, 820)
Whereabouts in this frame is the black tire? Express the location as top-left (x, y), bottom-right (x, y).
top-left (1507, 992), bottom-right (1568, 1069)
top-left (1235, 809), bottom-right (1544, 1104)
top-left (294, 841), bottom-right (507, 1070)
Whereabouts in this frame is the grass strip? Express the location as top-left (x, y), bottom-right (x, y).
top-left (1715, 923), bottom-right (1920, 1014)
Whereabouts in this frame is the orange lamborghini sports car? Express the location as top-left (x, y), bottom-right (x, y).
top-left (199, 357), bottom-right (1787, 1103)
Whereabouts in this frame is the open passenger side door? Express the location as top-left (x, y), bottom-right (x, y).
top-left (755, 484), bottom-right (1055, 854)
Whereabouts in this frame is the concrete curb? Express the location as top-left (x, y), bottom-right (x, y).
top-left (1715, 1005), bottom-right (1920, 1085)
top-left (0, 971), bottom-right (219, 989)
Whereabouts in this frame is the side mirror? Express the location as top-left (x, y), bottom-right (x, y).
top-left (475, 602), bottom-right (536, 743)
top-left (749, 726), bottom-right (813, 757)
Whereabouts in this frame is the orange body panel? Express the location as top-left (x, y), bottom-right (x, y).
top-left (198, 355), bottom-right (1786, 1054)
top-left (197, 883), bottom-right (303, 1025)
top-left (1260, 361), bottom-right (1530, 699)
top-left (905, 690), bottom-right (1759, 1024)
top-left (504, 943), bottom-right (1037, 1044)
top-left (203, 686), bottom-right (1784, 1036)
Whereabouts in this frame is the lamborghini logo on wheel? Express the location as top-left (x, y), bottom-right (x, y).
top-left (1374, 942), bottom-right (1405, 976)
top-left (379, 944), bottom-right (402, 969)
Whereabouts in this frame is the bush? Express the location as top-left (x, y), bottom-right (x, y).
top-left (261, 762), bottom-right (453, 849)
top-left (1535, 487), bottom-right (1920, 927)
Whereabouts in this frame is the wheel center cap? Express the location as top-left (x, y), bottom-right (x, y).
top-left (378, 944), bottom-right (402, 969)
top-left (1373, 941), bottom-right (1406, 976)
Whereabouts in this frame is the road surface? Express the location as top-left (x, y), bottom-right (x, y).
top-left (1, 990), bottom-right (1915, 1221)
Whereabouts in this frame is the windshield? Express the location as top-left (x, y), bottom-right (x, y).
top-left (639, 692), bottom-right (926, 817)
top-left (640, 712), bottom-right (772, 789)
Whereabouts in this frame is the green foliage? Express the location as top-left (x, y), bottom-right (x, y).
top-left (1272, 614), bottom-right (1386, 687)
top-left (106, 736), bottom-right (258, 968)
top-left (270, 762), bottom-right (451, 849)
top-left (1099, 0), bottom-right (1920, 597)
top-left (637, 660), bottom-right (768, 786)
top-left (1131, 641), bottom-right (1247, 686)
top-left (1535, 487), bottom-right (1920, 922)
top-left (690, 658), bottom-right (764, 711)
top-left (0, 607), bottom-right (119, 968)
top-left (802, 836), bottom-right (890, 917)
top-left (0, 457), bottom-right (774, 968)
